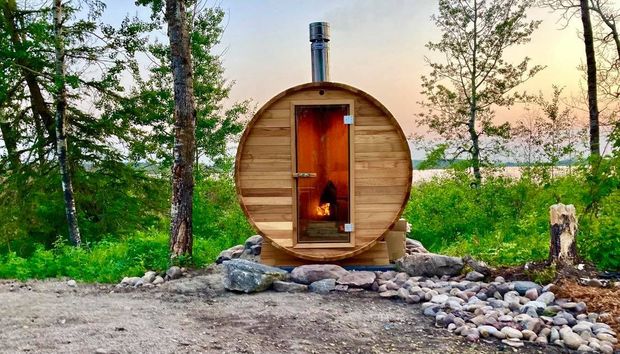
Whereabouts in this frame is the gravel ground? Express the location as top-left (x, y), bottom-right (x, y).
top-left (0, 274), bottom-right (563, 354)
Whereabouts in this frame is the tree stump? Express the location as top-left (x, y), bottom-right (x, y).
top-left (549, 203), bottom-right (579, 265)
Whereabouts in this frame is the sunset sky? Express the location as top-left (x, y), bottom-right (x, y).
top-left (106, 0), bottom-right (587, 136)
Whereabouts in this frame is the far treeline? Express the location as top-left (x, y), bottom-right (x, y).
top-left (0, 0), bottom-right (619, 280)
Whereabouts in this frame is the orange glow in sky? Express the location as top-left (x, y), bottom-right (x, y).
top-left (210, 1), bottom-right (586, 135)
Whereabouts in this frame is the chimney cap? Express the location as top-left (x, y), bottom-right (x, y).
top-left (309, 22), bottom-right (330, 42)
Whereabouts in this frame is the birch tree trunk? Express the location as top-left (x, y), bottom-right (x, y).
top-left (53, 0), bottom-right (81, 247)
top-left (580, 0), bottom-right (600, 157)
top-left (165, 0), bottom-right (196, 259)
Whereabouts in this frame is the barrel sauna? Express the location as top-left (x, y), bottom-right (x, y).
top-left (234, 23), bottom-right (412, 266)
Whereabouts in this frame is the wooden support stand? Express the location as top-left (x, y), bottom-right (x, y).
top-left (261, 219), bottom-right (408, 267)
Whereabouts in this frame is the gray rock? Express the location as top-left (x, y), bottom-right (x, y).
top-left (502, 338), bottom-right (524, 348)
top-left (504, 291), bottom-right (520, 303)
top-left (290, 264), bottom-right (348, 284)
top-left (463, 255), bottom-right (493, 275)
top-left (423, 305), bottom-right (441, 317)
top-left (501, 327), bottom-right (523, 339)
top-left (142, 271), bottom-right (157, 283)
top-left (560, 301), bottom-right (578, 310)
top-left (553, 317), bottom-right (568, 326)
top-left (430, 294), bottom-right (449, 304)
top-left (465, 271), bottom-right (484, 281)
top-left (152, 276), bottom-right (164, 285)
top-left (249, 244), bottom-right (262, 256)
top-left (522, 329), bottom-right (537, 341)
top-left (574, 302), bottom-right (587, 314)
top-left (166, 266), bottom-right (183, 280)
top-left (600, 343), bottom-right (614, 354)
top-left (523, 318), bottom-right (543, 333)
top-left (577, 344), bottom-right (594, 352)
top-left (521, 301), bottom-right (546, 315)
top-left (572, 322), bottom-right (592, 334)
top-left (536, 291), bottom-right (555, 305)
top-left (308, 278), bottom-right (336, 294)
top-left (121, 277), bottom-right (141, 287)
top-left (222, 259), bottom-right (287, 293)
top-left (395, 253), bottom-right (464, 277)
top-left (379, 290), bottom-right (400, 299)
top-left (244, 235), bottom-right (263, 249)
top-left (560, 327), bottom-right (585, 349)
top-left (525, 287), bottom-right (539, 301)
top-left (272, 280), bottom-right (307, 293)
top-left (66, 279), bottom-right (77, 287)
top-left (478, 325), bottom-right (504, 339)
top-left (163, 271), bottom-right (225, 295)
top-left (336, 271), bottom-right (376, 289)
top-left (513, 281), bottom-right (542, 295)
top-left (596, 333), bottom-right (618, 344)
top-left (133, 278), bottom-right (144, 287)
top-left (550, 327), bottom-right (560, 342)
top-left (215, 245), bottom-right (245, 264)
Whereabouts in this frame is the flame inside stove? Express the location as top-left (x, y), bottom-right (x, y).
top-left (316, 203), bottom-right (331, 216)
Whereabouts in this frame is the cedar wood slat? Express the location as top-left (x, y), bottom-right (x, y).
top-left (235, 82), bottom-right (411, 263)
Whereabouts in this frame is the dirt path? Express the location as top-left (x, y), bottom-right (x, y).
top-left (0, 275), bottom-right (561, 354)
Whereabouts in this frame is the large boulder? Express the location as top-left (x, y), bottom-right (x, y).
top-left (395, 253), bottom-right (464, 277)
top-left (336, 271), bottom-right (376, 289)
top-left (290, 264), bottom-right (349, 285)
top-left (223, 259), bottom-right (288, 293)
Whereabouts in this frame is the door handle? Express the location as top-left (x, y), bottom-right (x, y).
top-left (293, 172), bottom-right (317, 178)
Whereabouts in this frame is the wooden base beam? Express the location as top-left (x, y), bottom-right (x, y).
top-left (261, 241), bottom-right (389, 267)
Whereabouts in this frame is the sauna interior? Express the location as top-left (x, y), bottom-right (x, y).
top-left (235, 22), bottom-right (412, 266)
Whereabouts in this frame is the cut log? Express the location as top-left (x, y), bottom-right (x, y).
top-left (549, 203), bottom-right (579, 265)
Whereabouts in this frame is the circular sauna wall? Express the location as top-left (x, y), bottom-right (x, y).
top-left (235, 82), bottom-right (412, 261)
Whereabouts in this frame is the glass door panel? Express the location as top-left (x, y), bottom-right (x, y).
top-left (295, 104), bottom-right (350, 243)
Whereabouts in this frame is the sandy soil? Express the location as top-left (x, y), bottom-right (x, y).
top-left (0, 271), bottom-right (561, 354)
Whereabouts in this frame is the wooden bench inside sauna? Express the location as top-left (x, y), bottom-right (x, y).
top-left (235, 22), bottom-right (412, 266)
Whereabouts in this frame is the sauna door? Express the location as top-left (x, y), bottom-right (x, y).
top-left (294, 104), bottom-right (352, 245)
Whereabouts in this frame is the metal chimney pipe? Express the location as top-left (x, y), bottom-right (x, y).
top-left (309, 22), bottom-right (330, 82)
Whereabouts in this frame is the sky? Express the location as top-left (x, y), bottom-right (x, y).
top-left (103, 0), bottom-right (587, 137)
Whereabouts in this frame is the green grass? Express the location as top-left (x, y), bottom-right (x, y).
top-left (0, 230), bottom-right (245, 283)
top-left (402, 168), bottom-right (620, 270)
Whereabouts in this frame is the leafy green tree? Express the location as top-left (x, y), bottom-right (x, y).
top-left (0, 0), bottom-right (163, 249)
top-left (124, 4), bottom-right (249, 172)
top-left (418, 0), bottom-right (543, 182)
top-left (513, 86), bottom-right (581, 173)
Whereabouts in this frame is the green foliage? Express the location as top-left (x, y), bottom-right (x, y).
top-left (0, 162), bottom-right (169, 255)
top-left (525, 264), bottom-right (557, 285)
top-left (0, 231), bottom-right (214, 282)
top-left (417, 0), bottom-right (543, 176)
top-left (193, 173), bottom-right (255, 247)
top-left (403, 168), bottom-right (620, 270)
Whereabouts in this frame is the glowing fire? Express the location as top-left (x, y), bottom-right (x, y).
top-left (316, 203), bottom-right (330, 216)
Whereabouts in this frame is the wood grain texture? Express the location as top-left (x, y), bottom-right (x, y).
top-left (235, 82), bottom-right (412, 263)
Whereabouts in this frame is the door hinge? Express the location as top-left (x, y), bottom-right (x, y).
top-left (344, 223), bottom-right (354, 232)
top-left (344, 115), bottom-right (354, 125)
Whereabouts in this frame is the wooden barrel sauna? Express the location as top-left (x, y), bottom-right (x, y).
top-left (234, 81), bottom-right (412, 264)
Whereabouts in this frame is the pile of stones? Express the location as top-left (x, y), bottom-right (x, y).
top-left (220, 239), bottom-right (618, 353)
top-left (115, 266), bottom-right (186, 289)
top-left (215, 235), bottom-right (263, 264)
top-left (377, 271), bottom-right (618, 353)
